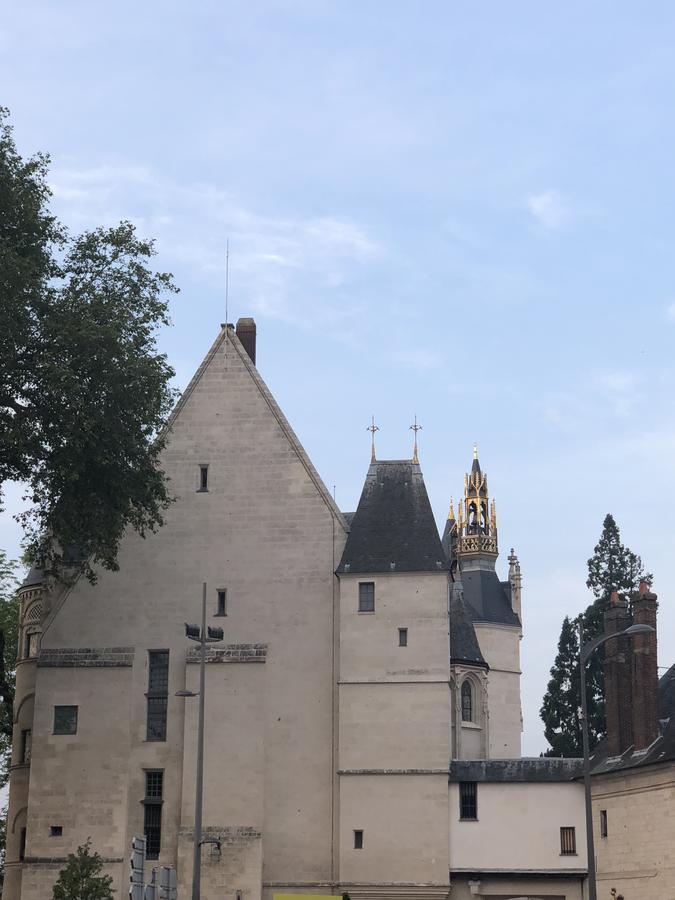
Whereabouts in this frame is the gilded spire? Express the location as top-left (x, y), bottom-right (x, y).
top-left (410, 415), bottom-right (422, 464)
top-left (367, 416), bottom-right (379, 464)
top-left (448, 497), bottom-right (455, 521)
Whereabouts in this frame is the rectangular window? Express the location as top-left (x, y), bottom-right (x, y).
top-left (144, 770), bottom-right (164, 859)
top-left (147, 651), bottom-right (169, 742)
top-left (50, 826), bottom-right (62, 837)
top-left (198, 465), bottom-right (209, 492)
top-left (216, 589), bottom-right (227, 617)
top-left (398, 627), bottom-right (408, 647)
top-left (25, 632), bottom-right (39, 659)
top-left (600, 809), bottom-right (608, 838)
top-left (353, 829), bottom-right (363, 849)
top-left (19, 827), bottom-right (26, 862)
top-left (560, 826), bottom-right (577, 855)
top-left (459, 782), bottom-right (477, 820)
top-left (358, 582), bottom-right (375, 613)
top-left (53, 705), bottom-right (78, 735)
top-left (21, 729), bottom-right (31, 764)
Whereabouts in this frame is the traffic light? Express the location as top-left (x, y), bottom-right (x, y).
top-left (129, 836), bottom-right (146, 900)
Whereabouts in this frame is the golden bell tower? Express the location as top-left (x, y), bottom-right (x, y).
top-left (455, 444), bottom-right (498, 559)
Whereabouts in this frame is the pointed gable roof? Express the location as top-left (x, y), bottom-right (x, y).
top-left (336, 460), bottom-right (448, 574)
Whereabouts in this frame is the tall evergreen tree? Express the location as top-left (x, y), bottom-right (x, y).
top-left (540, 514), bottom-right (650, 756)
top-left (52, 840), bottom-right (114, 900)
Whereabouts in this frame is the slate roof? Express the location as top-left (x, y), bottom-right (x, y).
top-left (462, 567), bottom-right (521, 627)
top-left (449, 589), bottom-right (488, 669)
top-left (20, 566), bottom-right (44, 588)
top-left (450, 758), bottom-right (584, 782)
top-left (336, 460), bottom-right (448, 574)
top-left (590, 663), bottom-right (675, 776)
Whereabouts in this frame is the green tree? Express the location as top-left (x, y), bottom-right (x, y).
top-left (0, 552), bottom-right (19, 786)
top-left (0, 108), bottom-right (178, 581)
top-left (52, 840), bottom-right (114, 900)
top-left (540, 514), bottom-right (649, 756)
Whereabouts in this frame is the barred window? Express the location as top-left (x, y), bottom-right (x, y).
top-left (53, 705), bottom-right (78, 735)
top-left (560, 826), bottom-right (576, 855)
top-left (144, 770), bottom-right (164, 859)
top-left (358, 582), bottom-right (375, 612)
top-left (459, 782), bottom-right (477, 820)
top-left (147, 651), bottom-right (169, 742)
top-left (398, 627), bottom-right (408, 647)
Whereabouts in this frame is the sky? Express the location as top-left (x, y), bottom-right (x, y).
top-left (2, 1), bottom-right (675, 755)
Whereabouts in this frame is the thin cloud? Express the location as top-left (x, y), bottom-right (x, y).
top-left (49, 163), bottom-right (384, 333)
top-left (526, 189), bottom-right (569, 230)
top-left (666, 301), bottom-right (675, 321)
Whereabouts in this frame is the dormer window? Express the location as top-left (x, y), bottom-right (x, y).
top-left (461, 680), bottom-right (473, 723)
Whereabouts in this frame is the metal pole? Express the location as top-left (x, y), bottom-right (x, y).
top-left (579, 619), bottom-right (597, 900)
top-left (192, 582), bottom-right (207, 900)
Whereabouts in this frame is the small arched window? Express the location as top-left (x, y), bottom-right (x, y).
top-left (461, 680), bottom-right (473, 723)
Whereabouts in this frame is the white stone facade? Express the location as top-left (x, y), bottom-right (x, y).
top-left (5, 323), bottom-right (585, 900)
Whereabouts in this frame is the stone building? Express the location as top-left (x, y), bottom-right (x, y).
top-left (5, 320), bottom-right (586, 900)
top-left (590, 582), bottom-right (675, 899)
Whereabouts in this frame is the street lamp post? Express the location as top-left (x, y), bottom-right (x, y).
top-left (578, 618), bottom-right (654, 900)
top-left (177, 583), bottom-right (224, 900)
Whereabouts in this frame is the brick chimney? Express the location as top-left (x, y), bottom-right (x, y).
top-left (603, 592), bottom-right (634, 756)
top-left (235, 317), bottom-right (256, 364)
top-left (630, 580), bottom-right (658, 750)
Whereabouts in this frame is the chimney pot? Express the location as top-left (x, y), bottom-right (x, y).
top-left (610, 590), bottom-right (619, 606)
top-left (235, 317), bottom-right (257, 364)
top-left (639, 579), bottom-right (649, 594)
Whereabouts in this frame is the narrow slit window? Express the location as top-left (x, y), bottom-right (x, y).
top-left (198, 465), bottom-right (209, 492)
top-left (358, 582), bottom-right (375, 613)
top-left (560, 826), bottom-right (576, 855)
top-left (353, 829), bottom-right (363, 849)
top-left (21, 729), bottom-right (31, 764)
top-left (216, 589), bottom-right (227, 617)
top-left (144, 770), bottom-right (164, 859)
top-left (398, 628), bottom-right (408, 647)
top-left (19, 827), bottom-right (26, 861)
top-left (459, 782), bottom-right (477, 820)
top-left (600, 810), bottom-right (608, 838)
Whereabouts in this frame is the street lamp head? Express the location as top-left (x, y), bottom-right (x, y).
top-left (185, 623), bottom-right (201, 640)
top-left (622, 623), bottom-right (655, 636)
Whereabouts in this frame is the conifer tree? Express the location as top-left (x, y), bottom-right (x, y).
top-left (540, 514), bottom-right (650, 756)
top-left (52, 840), bottom-right (114, 900)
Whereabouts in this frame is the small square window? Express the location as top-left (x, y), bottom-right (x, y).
top-left (53, 705), bottom-right (78, 735)
top-left (459, 782), bottom-right (477, 820)
top-left (398, 628), bottom-right (408, 647)
top-left (216, 589), bottom-right (227, 617)
top-left (198, 465), bottom-right (209, 492)
top-left (353, 829), bottom-right (363, 849)
top-left (358, 582), bottom-right (375, 613)
top-left (600, 809), bottom-right (608, 838)
top-left (50, 826), bottom-right (63, 837)
top-left (560, 826), bottom-right (576, 855)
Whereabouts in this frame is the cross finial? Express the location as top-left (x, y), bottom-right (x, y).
top-left (410, 415), bottom-right (422, 464)
top-left (367, 415), bottom-right (380, 463)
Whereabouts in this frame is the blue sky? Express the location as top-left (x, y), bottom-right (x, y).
top-left (3, 1), bottom-right (675, 754)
